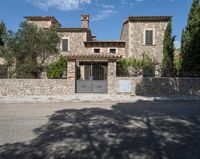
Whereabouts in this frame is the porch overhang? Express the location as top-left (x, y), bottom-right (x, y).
top-left (65, 53), bottom-right (122, 61)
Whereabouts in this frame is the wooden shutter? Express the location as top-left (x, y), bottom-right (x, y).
top-left (145, 30), bottom-right (153, 45)
top-left (62, 39), bottom-right (68, 51)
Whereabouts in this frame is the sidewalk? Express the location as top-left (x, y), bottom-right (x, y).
top-left (0, 94), bottom-right (200, 103)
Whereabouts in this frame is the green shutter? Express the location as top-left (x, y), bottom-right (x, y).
top-left (62, 39), bottom-right (68, 51)
top-left (146, 30), bottom-right (153, 45)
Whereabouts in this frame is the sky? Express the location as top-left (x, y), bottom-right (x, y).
top-left (0, 0), bottom-right (193, 48)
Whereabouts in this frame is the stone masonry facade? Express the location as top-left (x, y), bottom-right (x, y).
top-left (1, 77), bottom-right (200, 96)
top-left (129, 22), bottom-right (167, 63)
top-left (27, 20), bottom-right (52, 28)
top-left (115, 77), bottom-right (200, 96)
top-left (0, 15), bottom-right (172, 96)
top-left (59, 32), bottom-right (88, 54)
top-left (26, 15), bottom-right (171, 61)
top-left (121, 17), bottom-right (170, 63)
top-left (67, 60), bottom-right (76, 95)
top-left (107, 61), bottom-right (116, 95)
top-left (0, 79), bottom-right (69, 96)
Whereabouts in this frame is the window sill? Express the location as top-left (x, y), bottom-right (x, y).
top-left (143, 44), bottom-right (156, 46)
top-left (61, 51), bottom-right (70, 53)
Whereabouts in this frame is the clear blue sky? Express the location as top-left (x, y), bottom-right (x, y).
top-left (0, 0), bottom-right (192, 48)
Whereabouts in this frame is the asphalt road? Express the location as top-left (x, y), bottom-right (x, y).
top-left (0, 101), bottom-right (200, 159)
top-left (0, 102), bottom-right (111, 145)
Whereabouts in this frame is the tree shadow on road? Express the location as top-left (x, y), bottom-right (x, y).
top-left (0, 100), bottom-right (200, 159)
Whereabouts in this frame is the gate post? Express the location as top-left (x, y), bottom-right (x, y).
top-left (108, 61), bottom-right (116, 95)
top-left (66, 60), bottom-right (76, 95)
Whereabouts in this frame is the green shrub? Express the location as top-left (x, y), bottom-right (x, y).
top-left (47, 56), bottom-right (67, 79)
top-left (0, 65), bottom-right (8, 78)
top-left (117, 55), bottom-right (156, 77)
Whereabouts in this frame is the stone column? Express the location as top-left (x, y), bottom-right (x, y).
top-left (67, 60), bottom-right (76, 95)
top-left (80, 65), bottom-right (85, 80)
top-left (108, 61), bottom-right (117, 95)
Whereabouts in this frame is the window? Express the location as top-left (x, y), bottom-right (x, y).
top-left (109, 48), bottom-right (116, 54)
top-left (62, 39), bottom-right (69, 52)
top-left (145, 30), bottom-right (153, 45)
top-left (94, 48), bottom-right (100, 53)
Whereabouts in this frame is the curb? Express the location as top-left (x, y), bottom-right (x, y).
top-left (0, 95), bottom-right (200, 104)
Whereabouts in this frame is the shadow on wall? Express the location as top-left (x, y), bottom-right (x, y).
top-left (135, 77), bottom-right (200, 97)
top-left (0, 101), bottom-right (200, 159)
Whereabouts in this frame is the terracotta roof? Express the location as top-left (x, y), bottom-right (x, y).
top-left (125, 16), bottom-right (171, 23)
top-left (84, 41), bottom-right (125, 43)
top-left (24, 16), bottom-right (61, 26)
top-left (65, 53), bottom-right (122, 60)
top-left (57, 28), bottom-right (89, 32)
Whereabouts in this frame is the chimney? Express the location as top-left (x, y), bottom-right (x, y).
top-left (92, 35), bottom-right (96, 41)
top-left (81, 15), bottom-right (89, 28)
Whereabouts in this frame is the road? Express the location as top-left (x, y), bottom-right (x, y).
top-left (0, 101), bottom-right (200, 159)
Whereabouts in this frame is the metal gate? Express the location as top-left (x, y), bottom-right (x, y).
top-left (76, 62), bottom-right (108, 93)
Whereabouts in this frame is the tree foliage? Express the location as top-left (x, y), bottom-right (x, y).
top-left (47, 56), bottom-right (67, 79)
top-left (117, 55), bottom-right (156, 77)
top-left (173, 49), bottom-right (182, 76)
top-left (181, 0), bottom-right (200, 76)
top-left (162, 18), bottom-right (175, 77)
top-left (0, 21), bottom-right (16, 78)
top-left (0, 21), bottom-right (6, 46)
top-left (11, 22), bottom-right (60, 78)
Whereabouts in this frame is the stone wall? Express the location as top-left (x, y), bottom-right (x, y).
top-left (0, 57), bottom-right (6, 65)
top-left (108, 61), bottom-right (116, 95)
top-left (84, 47), bottom-right (125, 56)
top-left (59, 32), bottom-right (88, 54)
top-left (66, 60), bottom-right (76, 95)
top-left (59, 32), bottom-right (125, 55)
top-left (1, 78), bottom-right (199, 97)
top-left (120, 23), bottom-right (129, 57)
top-left (128, 22), bottom-right (167, 63)
top-left (0, 79), bottom-right (70, 96)
top-left (115, 77), bottom-right (200, 96)
top-left (28, 21), bottom-right (52, 28)
top-left (121, 21), bottom-right (168, 63)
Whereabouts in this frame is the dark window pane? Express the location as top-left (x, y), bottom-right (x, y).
top-left (110, 49), bottom-right (116, 53)
top-left (94, 49), bottom-right (100, 53)
top-left (92, 63), bottom-right (108, 80)
top-left (62, 39), bottom-right (68, 51)
top-left (145, 30), bottom-right (153, 45)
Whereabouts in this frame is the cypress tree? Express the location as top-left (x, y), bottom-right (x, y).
top-left (181, 29), bottom-right (188, 74)
top-left (181, 0), bottom-right (200, 76)
top-left (0, 21), bottom-right (6, 46)
top-left (162, 18), bottom-right (175, 76)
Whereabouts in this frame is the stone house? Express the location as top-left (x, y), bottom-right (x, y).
top-left (121, 16), bottom-right (170, 63)
top-left (24, 15), bottom-right (171, 94)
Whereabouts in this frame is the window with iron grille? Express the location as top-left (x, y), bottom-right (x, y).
top-left (109, 48), bottom-right (116, 54)
top-left (94, 48), bottom-right (100, 53)
top-left (145, 30), bottom-right (153, 45)
top-left (62, 39), bottom-right (69, 52)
